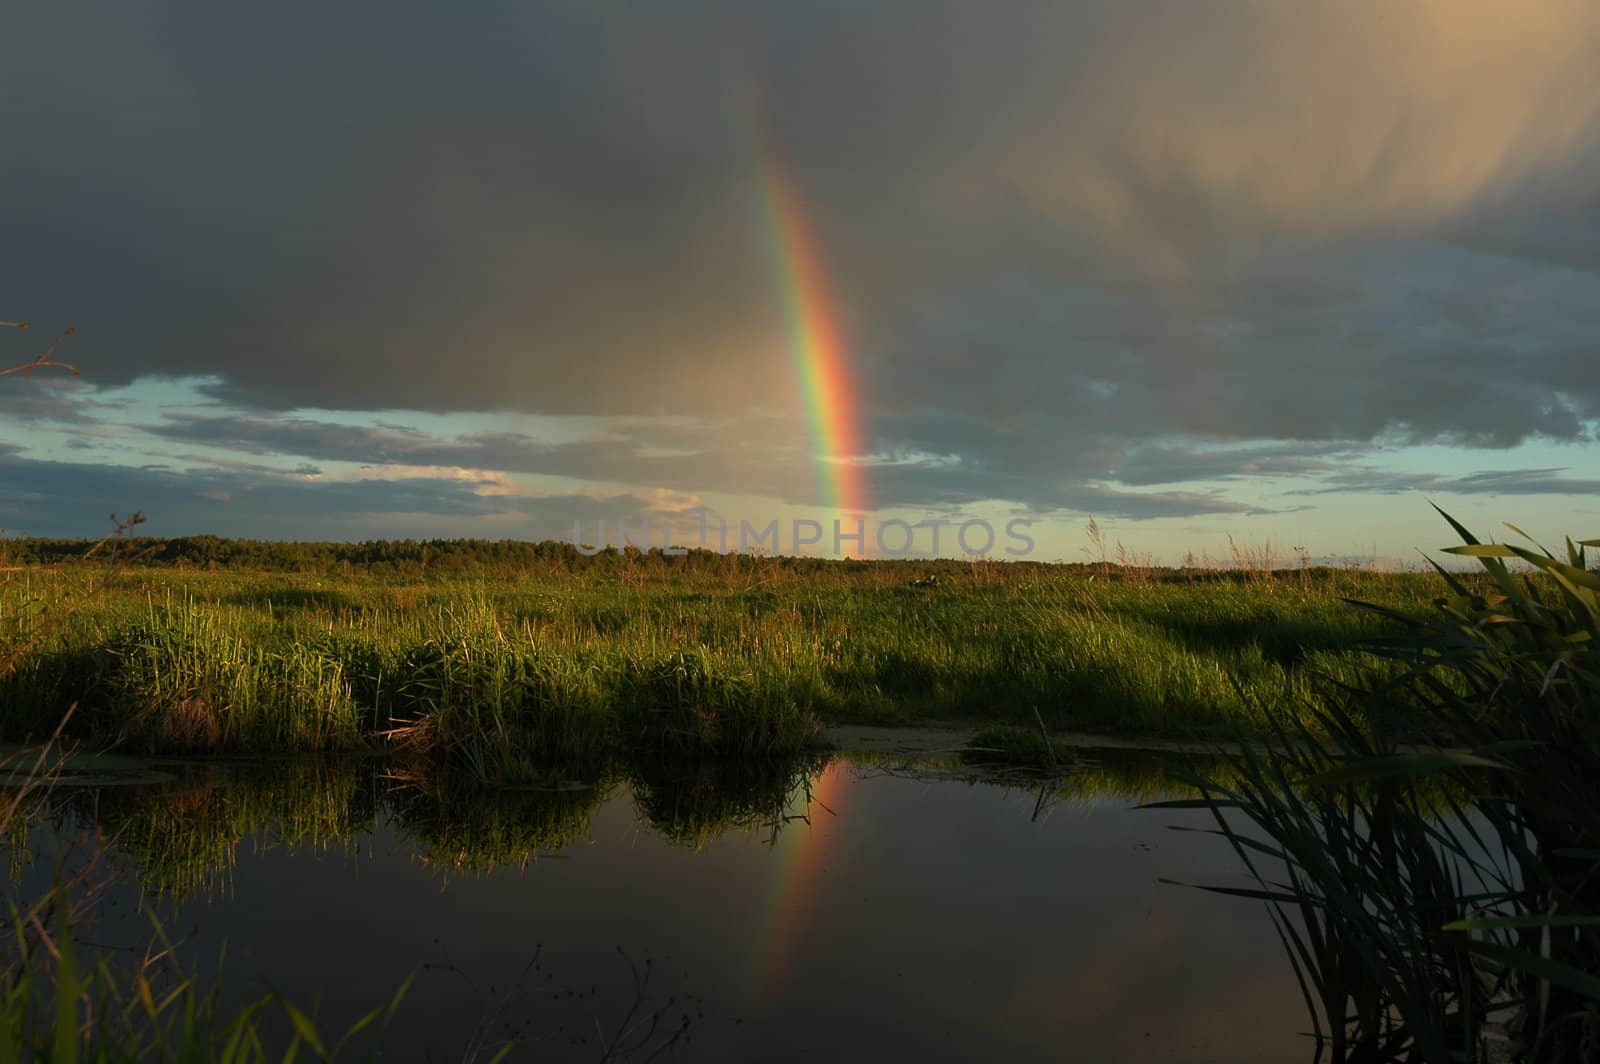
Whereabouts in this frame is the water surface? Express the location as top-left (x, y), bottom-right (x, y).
top-left (19, 753), bottom-right (1307, 1062)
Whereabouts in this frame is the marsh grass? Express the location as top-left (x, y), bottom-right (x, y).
top-left (1, 548), bottom-right (1444, 782)
top-left (0, 327), bottom-right (422, 1059)
top-left (618, 649), bottom-right (822, 758)
top-left (385, 616), bottom-right (617, 781)
top-left (104, 606), bottom-right (365, 753)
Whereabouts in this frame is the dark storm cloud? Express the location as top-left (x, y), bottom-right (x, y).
top-left (870, 246), bottom-right (1600, 451)
top-left (0, 383), bottom-right (95, 425)
top-left (1294, 467), bottom-right (1600, 497)
top-left (143, 411), bottom-right (822, 501)
top-left (1106, 443), bottom-right (1355, 486)
top-left (144, 408), bottom-right (1274, 517)
top-left (149, 415), bottom-right (474, 465)
top-left (3, 2), bottom-right (790, 417)
top-left (859, 451), bottom-right (1269, 518)
top-left (1050, 485), bottom-right (1266, 521)
top-left (0, 450), bottom-right (668, 540)
top-left (5, 1), bottom-right (1600, 523)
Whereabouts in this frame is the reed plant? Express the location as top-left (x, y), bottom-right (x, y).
top-left (386, 615), bottom-right (617, 781)
top-left (617, 649), bottom-right (821, 758)
top-left (1164, 510), bottom-right (1600, 1062)
top-left (1, 879), bottom-right (413, 1062)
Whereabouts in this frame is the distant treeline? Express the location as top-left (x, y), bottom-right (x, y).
top-left (2, 535), bottom-right (764, 573)
top-left (0, 534), bottom-right (1446, 583)
top-left (0, 534), bottom-right (1066, 577)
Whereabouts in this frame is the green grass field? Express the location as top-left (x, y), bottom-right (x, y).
top-left (1, 542), bottom-right (1444, 777)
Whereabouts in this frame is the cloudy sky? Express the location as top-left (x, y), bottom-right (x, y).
top-left (3, 1), bottom-right (1598, 562)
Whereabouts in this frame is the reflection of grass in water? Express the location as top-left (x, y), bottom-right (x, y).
top-left (37, 756), bottom-right (621, 890)
top-left (20, 740), bottom-right (1463, 904)
top-left (840, 741), bottom-right (1235, 802)
top-left (55, 759), bottom-right (377, 898)
top-left (1055, 748), bottom-right (1243, 803)
top-left (849, 740), bottom-right (1463, 812)
top-left (0, 788), bottom-right (46, 881)
top-left (387, 772), bottom-right (616, 875)
top-left (961, 725), bottom-right (1078, 772)
top-left (628, 753), bottom-right (833, 850)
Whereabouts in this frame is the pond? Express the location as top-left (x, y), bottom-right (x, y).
top-left (13, 748), bottom-right (1308, 1062)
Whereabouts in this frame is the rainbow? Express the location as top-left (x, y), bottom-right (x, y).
top-left (746, 97), bottom-right (870, 524)
top-left (747, 760), bottom-right (852, 1004)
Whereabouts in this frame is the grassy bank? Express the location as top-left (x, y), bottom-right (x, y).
top-left (1, 546), bottom-right (1443, 773)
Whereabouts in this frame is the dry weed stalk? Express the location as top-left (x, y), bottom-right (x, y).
top-left (1083, 516), bottom-right (1110, 580)
top-left (1226, 533), bottom-right (1279, 582)
top-left (0, 320), bottom-right (80, 380)
top-left (2, 319), bottom-right (154, 680)
top-left (1, 511), bottom-right (149, 682)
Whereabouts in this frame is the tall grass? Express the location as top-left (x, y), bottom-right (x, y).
top-left (2, 881), bottom-right (412, 1063)
top-left (1165, 511), bottom-right (1600, 1062)
top-left (1, 556), bottom-right (1440, 780)
top-left (0, 330), bottom-right (430, 1058)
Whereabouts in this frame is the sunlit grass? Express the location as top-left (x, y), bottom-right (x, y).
top-left (0, 553), bottom-right (1445, 778)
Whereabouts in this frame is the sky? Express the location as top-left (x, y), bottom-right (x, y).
top-left (3, 1), bottom-right (1598, 564)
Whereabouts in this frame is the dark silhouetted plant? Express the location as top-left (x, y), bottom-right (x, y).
top-left (1160, 509), bottom-right (1599, 1062)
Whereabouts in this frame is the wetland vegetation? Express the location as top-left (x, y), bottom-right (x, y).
top-left (1168, 519), bottom-right (1600, 1062)
top-left (4, 520), bottom-right (1597, 1061)
top-left (2, 536), bottom-right (1444, 779)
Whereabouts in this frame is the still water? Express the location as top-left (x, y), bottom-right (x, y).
top-left (20, 752), bottom-right (1306, 1061)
